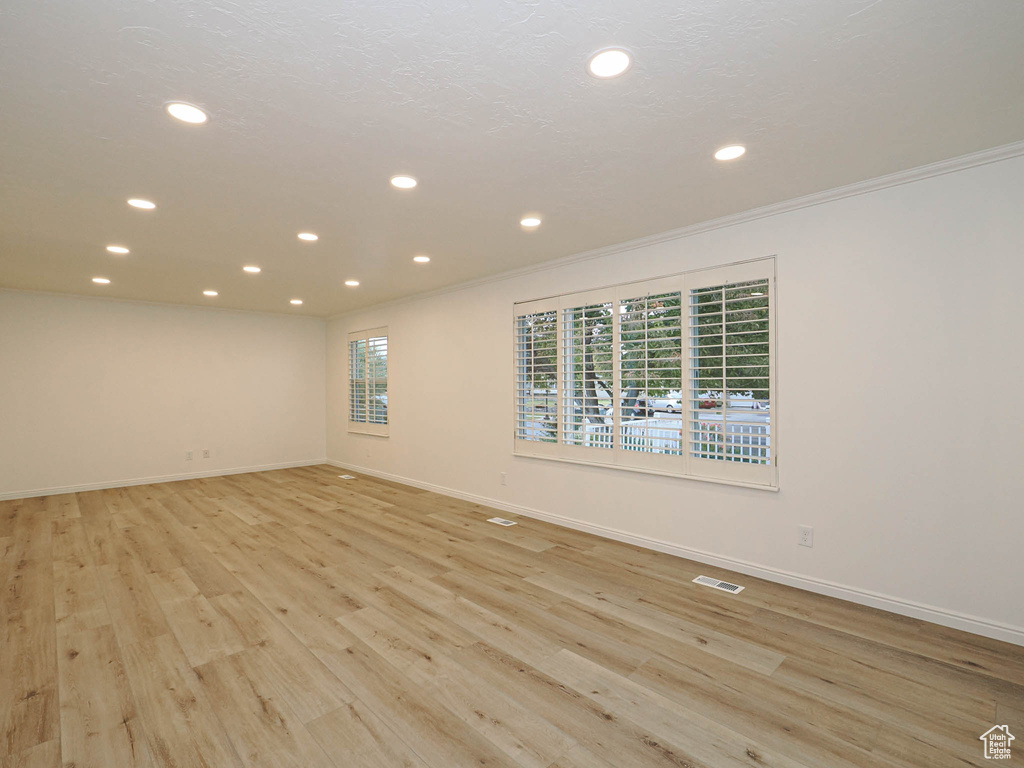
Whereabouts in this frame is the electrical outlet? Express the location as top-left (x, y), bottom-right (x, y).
top-left (185, 451), bottom-right (193, 461)
top-left (798, 525), bottom-right (814, 548)
top-left (202, 449), bottom-right (210, 459)
top-left (500, 472), bottom-right (507, 486)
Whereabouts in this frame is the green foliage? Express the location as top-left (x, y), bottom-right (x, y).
top-left (692, 280), bottom-right (769, 401)
top-left (619, 291), bottom-right (682, 400)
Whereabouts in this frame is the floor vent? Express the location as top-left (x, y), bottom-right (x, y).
top-left (693, 575), bottom-right (744, 594)
top-left (487, 517), bottom-right (517, 526)
top-left (337, 475), bottom-right (356, 480)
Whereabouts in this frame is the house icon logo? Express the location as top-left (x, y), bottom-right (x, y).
top-left (980, 725), bottom-right (1015, 760)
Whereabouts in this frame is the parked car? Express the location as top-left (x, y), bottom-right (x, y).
top-left (632, 396), bottom-right (682, 417)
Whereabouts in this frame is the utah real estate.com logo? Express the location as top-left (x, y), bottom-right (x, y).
top-left (980, 725), bottom-right (1015, 760)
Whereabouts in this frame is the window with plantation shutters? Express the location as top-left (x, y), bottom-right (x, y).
top-left (685, 261), bottom-right (774, 485)
top-left (348, 327), bottom-right (388, 436)
top-left (515, 308), bottom-right (558, 444)
top-left (513, 258), bottom-right (776, 488)
top-left (562, 301), bottom-right (613, 449)
top-left (690, 280), bottom-right (770, 461)
top-left (619, 289), bottom-right (683, 458)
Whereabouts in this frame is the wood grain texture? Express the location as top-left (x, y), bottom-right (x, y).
top-left (1, 464), bottom-right (1022, 767)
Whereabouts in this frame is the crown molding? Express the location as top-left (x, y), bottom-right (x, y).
top-left (327, 139), bottom-right (1024, 322)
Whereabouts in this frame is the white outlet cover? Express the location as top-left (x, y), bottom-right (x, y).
top-left (337, 475), bottom-right (356, 480)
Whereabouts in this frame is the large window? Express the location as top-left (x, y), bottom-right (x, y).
top-left (513, 259), bottom-right (776, 488)
top-left (349, 327), bottom-right (388, 436)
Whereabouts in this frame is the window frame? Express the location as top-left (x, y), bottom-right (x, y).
top-left (348, 326), bottom-right (389, 437)
top-left (512, 257), bottom-right (777, 490)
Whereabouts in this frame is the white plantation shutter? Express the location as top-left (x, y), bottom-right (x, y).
top-left (349, 337), bottom-right (367, 423)
top-left (348, 327), bottom-right (388, 436)
top-left (513, 258), bottom-right (776, 488)
top-left (618, 288), bottom-right (684, 468)
top-left (686, 261), bottom-right (774, 485)
top-left (366, 335), bottom-right (388, 425)
top-left (562, 299), bottom-right (614, 450)
top-left (514, 301), bottom-right (559, 457)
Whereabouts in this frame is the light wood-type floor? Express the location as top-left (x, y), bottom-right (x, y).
top-left (2, 465), bottom-right (1022, 768)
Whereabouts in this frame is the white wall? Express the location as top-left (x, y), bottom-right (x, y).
top-left (326, 153), bottom-right (1024, 643)
top-left (0, 291), bottom-right (326, 497)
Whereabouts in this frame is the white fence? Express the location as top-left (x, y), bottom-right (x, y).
top-left (692, 419), bottom-right (771, 463)
top-left (583, 416), bottom-right (771, 462)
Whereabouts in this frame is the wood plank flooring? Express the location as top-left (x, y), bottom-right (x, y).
top-left (1, 464), bottom-right (1022, 767)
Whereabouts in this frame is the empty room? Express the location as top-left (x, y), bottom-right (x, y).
top-left (2, 1), bottom-right (1023, 766)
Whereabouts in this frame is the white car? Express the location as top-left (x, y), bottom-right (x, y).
top-left (633, 396), bottom-right (682, 416)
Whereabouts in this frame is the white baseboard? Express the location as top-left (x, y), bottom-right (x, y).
top-left (0, 459), bottom-right (326, 501)
top-left (326, 459), bottom-right (1024, 647)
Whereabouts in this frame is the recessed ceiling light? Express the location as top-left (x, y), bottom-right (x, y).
top-left (92, 277), bottom-right (110, 284)
top-left (520, 216), bottom-right (542, 228)
top-left (106, 245), bottom-right (130, 255)
top-left (165, 102), bottom-right (209, 125)
top-left (390, 175), bottom-right (417, 189)
top-left (714, 145), bottom-right (746, 161)
top-left (243, 265), bottom-right (261, 273)
top-left (413, 255), bottom-right (430, 263)
top-left (588, 48), bottom-right (632, 78)
top-left (297, 232), bottom-right (318, 242)
top-left (127, 198), bottom-right (156, 210)
top-left (345, 280), bottom-right (360, 287)
top-left (290, 299), bottom-right (303, 305)
top-left (203, 290), bottom-right (218, 297)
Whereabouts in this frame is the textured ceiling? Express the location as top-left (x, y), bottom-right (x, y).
top-left (2, 0), bottom-right (1023, 316)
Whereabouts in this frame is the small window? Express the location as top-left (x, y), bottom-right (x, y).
top-left (349, 327), bottom-right (388, 436)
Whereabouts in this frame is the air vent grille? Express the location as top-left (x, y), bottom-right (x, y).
top-left (693, 575), bottom-right (744, 594)
top-left (487, 517), bottom-right (518, 527)
top-left (337, 475), bottom-right (356, 480)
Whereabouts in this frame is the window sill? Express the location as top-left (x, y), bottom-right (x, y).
top-left (513, 449), bottom-right (778, 492)
top-left (348, 423), bottom-right (389, 437)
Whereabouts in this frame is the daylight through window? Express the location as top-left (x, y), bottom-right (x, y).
top-left (513, 259), bottom-right (775, 487)
top-left (349, 327), bottom-right (388, 436)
